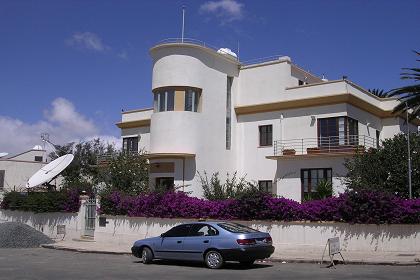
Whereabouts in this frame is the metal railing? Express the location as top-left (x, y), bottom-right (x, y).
top-left (155, 38), bottom-right (220, 52)
top-left (241, 55), bottom-right (286, 66)
top-left (273, 135), bottom-right (378, 157)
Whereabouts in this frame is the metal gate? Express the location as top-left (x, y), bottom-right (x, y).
top-left (84, 198), bottom-right (96, 237)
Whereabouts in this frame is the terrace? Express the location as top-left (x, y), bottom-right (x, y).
top-left (267, 135), bottom-right (378, 159)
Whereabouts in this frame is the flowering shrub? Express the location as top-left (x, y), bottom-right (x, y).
top-left (99, 190), bottom-right (420, 224)
top-left (1, 189), bottom-right (80, 213)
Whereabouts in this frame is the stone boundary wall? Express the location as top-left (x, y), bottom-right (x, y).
top-left (1, 209), bottom-right (419, 256)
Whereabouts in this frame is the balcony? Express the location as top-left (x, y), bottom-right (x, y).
top-left (268, 135), bottom-right (378, 159)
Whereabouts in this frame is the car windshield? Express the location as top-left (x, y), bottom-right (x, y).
top-left (217, 222), bottom-right (259, 233)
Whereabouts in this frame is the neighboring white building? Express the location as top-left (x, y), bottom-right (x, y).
top-left (117, 39), bottom-right (419, 201)
top-left (0, 146), bottom-right (47, 196)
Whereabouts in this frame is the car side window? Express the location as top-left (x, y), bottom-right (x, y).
top-left (189, 224), bottom-right (219, 237)
top-left (163, 224), bottom-right (192, 237)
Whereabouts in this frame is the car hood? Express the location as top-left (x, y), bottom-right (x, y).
top-left (133, 236), bottom-right (161, 246)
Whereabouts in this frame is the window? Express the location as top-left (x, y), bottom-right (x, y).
top-left (185, 89), bottom-right (200, 112)
top-left (155, 177), bottom-right (174, 191)
top-left (301, 168), bottom-right (332, 200)
top-left (0, 170), bottom-right (4, 189)
top-left (318, 117), bottom-right (358, 147)
top-left (123, 137), bottom-right (138, 153)
top-left (34, 156), bottom-right (43, 162)
top-left (218, 223), bottom-right (259, 234)
top-left (154, 89), bottom-right (174, 112)
top-left (163, 224), bottom-right (193, 237)
top-left (376, 130), bottom-right (380, 148)
top-left (258, 180), bottom-right (273, 193)
top-left (189, 224), bottom-right (218, 237)
top-left (298, 80), bottom-right (304, 86)
top-left (226, 77), bottom-right (233, 150)
top-left (259, 125), bottom-right (273, 146)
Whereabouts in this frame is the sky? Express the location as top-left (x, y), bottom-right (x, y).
top-left (1, 0), bottom-right (419, 154)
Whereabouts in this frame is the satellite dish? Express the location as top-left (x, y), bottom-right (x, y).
top-left (27, 154), bottom-right (74, 188)
top-left (0, 152), bottom-right (8, 158)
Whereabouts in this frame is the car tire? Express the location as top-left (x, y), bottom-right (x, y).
top-left (205, 250), bottom-right (224, 269)
top-left (239, 260), bottom-right (255, 267)
top-left (141, 247), bottom-right (153, 264)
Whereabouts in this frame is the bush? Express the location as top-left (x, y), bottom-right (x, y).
top-left (1, 189), bottom-right (80, 213)
top-left (99, 190), bottom-right (420, 224)
top-left (344, 133), bottom-right (420, 198)
top-left (198, 171), bottom-right (262, 200)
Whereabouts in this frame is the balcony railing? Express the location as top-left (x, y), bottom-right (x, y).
top-left (273, 135), bottom-right (378, 157)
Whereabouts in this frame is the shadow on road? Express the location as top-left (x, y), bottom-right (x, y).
top-left (133, 259), bottom-right (272, 270)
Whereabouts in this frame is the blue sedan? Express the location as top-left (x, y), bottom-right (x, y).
top-left (131, 221), bottom-right (274, 269)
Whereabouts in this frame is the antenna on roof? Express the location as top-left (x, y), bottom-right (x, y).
top-left (181, 5), bottom-right (186, 43)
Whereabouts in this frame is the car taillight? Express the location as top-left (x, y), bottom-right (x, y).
top-left (265, 237), bottom-right (272, 244)
top-left (237, 238), bottom-right (256, 245)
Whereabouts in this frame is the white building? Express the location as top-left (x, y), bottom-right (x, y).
top-left (0, 146), bottom-right (47, 196)
top-left (117, 40), bottom-right (419, 202)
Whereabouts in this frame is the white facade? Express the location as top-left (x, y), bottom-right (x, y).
top-left (0, 148), bottom-right (47, 197)
top-left (117, 41), bottom-right (419, 201)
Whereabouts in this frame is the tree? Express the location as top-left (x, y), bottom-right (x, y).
top-left (344, 133), bottom-right (420, 198)
top-left (99, 151), bottom-right (149, 195)
top-left (368, 88), bottom-right (387, 98)
top-left (387, 51), bottom-right (420, 119)
top-left (51, 138), bottom-right (116, 190)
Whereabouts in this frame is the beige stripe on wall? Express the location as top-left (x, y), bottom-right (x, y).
top-left (174, 90), bottom-right (185, 111)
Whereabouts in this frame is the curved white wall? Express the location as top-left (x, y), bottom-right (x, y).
top-left (150, 111), bottom-right (201, 154)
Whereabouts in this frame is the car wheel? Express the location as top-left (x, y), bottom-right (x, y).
top-left (141, 247), bottom-right (153, 264)
top-left (239, 260), bottom-right (255, 267)
top-left (205, 250), bottom-right (224, 269)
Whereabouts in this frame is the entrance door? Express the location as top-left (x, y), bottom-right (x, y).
top-left (84, 198), bottom-right (96, 237)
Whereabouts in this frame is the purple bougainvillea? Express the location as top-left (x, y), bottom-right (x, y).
top-left (99, 190), bottom-right (420, 224)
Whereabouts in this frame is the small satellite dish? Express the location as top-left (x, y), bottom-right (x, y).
top-left (0, 152), bottom-right (8, 158)
top-left (27, 154), bottom-right (74, 188)
top-left (217, 48), bottom-right (238, 58)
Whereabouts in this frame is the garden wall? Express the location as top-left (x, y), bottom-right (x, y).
top-left (95, 215), bottom-right (420, 256)
top-left (1, 209), bottom-right (419, 256)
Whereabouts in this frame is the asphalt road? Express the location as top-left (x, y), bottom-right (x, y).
top-left (0, 248), bottom-right (419, 280)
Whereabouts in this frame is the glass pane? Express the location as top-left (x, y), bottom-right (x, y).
top-left (193, 91), bottom-right (199, 112)
top-left (185, 90), bottom-right (193, 111)
top-left (166, 90), bottom-right (174, 111)
top-left (339, 117), bottom-right (345, 145)
top-left (303, 178), bottom-right (308, 192)
top-left (159, 92), bottom-right (165, 112)
top-left (154, 93), bottom-right (158, 112)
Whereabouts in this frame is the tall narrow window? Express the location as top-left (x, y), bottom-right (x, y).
top-left (155, 90), bottom-right (174, 112)
top-left (123, 137), bottom-right (139, 153)
top-left (185, 89), bottom-right (200, 112)
top-left (376, 130), bottom-right (380, 148)
top-left (226, 77), bottom-right (233, 150)
top-left (259, 125), bottom-right (273, 146)
top-left (0, 170), bottom-right (4, 189)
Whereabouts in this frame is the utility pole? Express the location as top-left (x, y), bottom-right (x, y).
top-left (406, 102), bottom-right (412, 199)
top-left (181, 5), bottom-right (185, 43)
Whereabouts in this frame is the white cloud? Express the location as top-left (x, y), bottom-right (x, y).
top-left (0, 98), bottom-right (121, 155)
top-left (200, 0), bottom-right (244, 23)
top-left (117, 50), bottom-right (128, 60)
top-left (66, 32), bottom-right (111, 52)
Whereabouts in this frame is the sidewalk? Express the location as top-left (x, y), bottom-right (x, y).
top-left (41, 239), bottom-right (420, 266)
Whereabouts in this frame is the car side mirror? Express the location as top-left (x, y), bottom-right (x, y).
top-left (160, 233), bottom-right (166, 238)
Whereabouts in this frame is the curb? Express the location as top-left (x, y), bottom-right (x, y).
top-left (40, 244), bottom-right (420, 266)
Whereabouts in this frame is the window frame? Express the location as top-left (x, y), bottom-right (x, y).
top-left (188, 224), bottom-right (219, 237)
top-left (317, 116), bottom-right (359, 147)
top-left (300, 168), bottom-right (332, 201)
top-left (162, 224), bottom-right (193, 238)
top-left (259, 124), bottom-right (273, 147)
top-left (122, 136), bottom-right (139, 153)
top-left (258, 180), bottom-right (273, 193)
top-left (0, 170), bottom-right (5, 189)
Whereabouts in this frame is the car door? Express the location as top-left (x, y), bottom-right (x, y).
top-left (182, 224), bottom-right (219, 261)
top-left (154, 224), bottom-right (192, 260)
